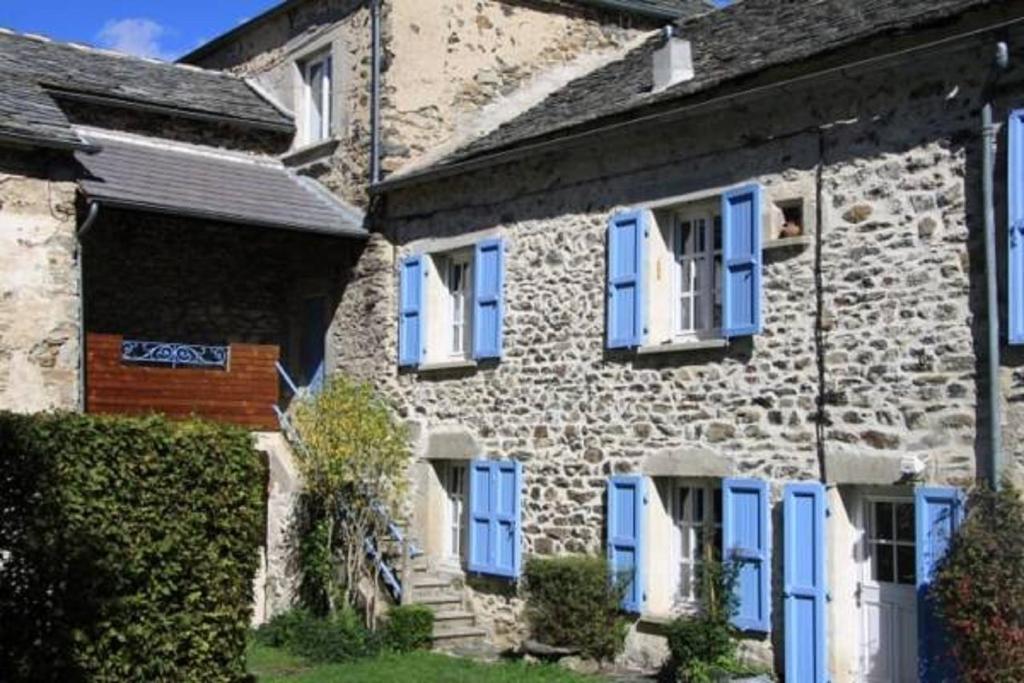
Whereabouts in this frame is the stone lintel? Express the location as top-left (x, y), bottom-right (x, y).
top-left (642, 447), bottom-right (733, 478)
top-left (825, 451), bottom-right (907, 486)
top-left (425, 426), bottom-right (479, 461)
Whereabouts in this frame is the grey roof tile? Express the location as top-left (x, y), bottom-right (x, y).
top-left (75, 130), bottom-right (365, 238)
top-left (428, 0), bottom-right (998, 171)
top-left (0, 28), bottom-right (292, 147)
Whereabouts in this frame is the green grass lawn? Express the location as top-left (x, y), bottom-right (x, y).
top-left (248, 643), bottom-right (602, 683)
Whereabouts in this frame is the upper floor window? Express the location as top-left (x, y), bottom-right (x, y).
top-left (672, 210), bottom-right (723, 340)
top-left (303, 52), bottom-right (333, 145)
top-left (445, 253), bottom-right (473, 358)
top-left (605, 184), bottom-right (763, 351)
top-left (398, 239), bottom-right (505, 369)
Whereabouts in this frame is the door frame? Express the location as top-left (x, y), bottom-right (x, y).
top-left (855, 490), bottom-right (917, 683)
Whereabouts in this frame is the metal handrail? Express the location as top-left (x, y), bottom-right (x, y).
top-left (272, 362), bottom-right (418, 602)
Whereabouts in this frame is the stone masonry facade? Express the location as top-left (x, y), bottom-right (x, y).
top-left (327, 27), bottom-right (1024, 670)
top-left (0, 149), bottom-right (80, 412)
top-left (187, 0), bottom-right (651, 206)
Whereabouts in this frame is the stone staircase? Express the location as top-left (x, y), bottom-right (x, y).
top-left (403, 561), bottom-right (491, 653)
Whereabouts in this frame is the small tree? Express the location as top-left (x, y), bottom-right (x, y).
top-left (932, 483), bottom-right (1024, 682)
top-left (291, 376), bottom-right (409, 619)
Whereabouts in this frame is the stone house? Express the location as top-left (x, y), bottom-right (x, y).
top-left (3, 0), bottom-right (1024, 681)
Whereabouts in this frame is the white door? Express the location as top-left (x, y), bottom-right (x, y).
top-left (443, 463), bottom-right (467, 564)
top-left (859, 499), bottom-right (917, 683)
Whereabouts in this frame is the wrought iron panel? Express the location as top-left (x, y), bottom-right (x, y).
top-left (121, 340), bottom-right (229, 369)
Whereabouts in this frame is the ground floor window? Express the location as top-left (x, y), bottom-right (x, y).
top-left (442, 462), bottom-right (467, 562)
top-left (666, 480), bottom-right (722, 608)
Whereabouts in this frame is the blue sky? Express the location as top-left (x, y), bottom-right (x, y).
top-left (0, 1), bottom-right (281, 61)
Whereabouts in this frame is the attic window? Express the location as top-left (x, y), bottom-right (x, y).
top-left (303, 52), bottom-right (333, 144)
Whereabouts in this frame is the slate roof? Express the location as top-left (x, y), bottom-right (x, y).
top-left (75, 129), bottom-right (365, 238)
top-left (394, 0), bottom-right (999, 183)
top-left (0, 28), bottom-right (292, 149)
top-left (568, 0), bottom-right (715, 20)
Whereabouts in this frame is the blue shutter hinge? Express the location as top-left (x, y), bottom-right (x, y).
top-left (826, 591), bottom-right (833, 602)
top-left (826, 506), bottom-right (831, 517)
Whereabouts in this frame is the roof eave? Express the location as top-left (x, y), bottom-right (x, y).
top-left (0, 128), bottom-right (99, 153)
top-left (44, 85), bottom-right (296, 134)
top-left (569, 0), bottom-right (679, 21)
top-left (178, 0), bottom-right (306, 65)
top-left (80, 192), bottom-right (367, 239)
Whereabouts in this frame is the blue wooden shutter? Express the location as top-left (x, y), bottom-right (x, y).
top-left (783, 482), bottom-right (827, 683)
top-left (467, 459), bottom-right (522, 579)
top-left (301, 295), bottom-right (326, 394)
top-left (916, 486), bottom-right (964, 683)
top-left (606, 209), bottom-right (648, 349)
top-left (398, 255), bottom-right (424, 367)
top-left (467, 460), bottom-right (494, 574)
top-left (1009, 111), bottom-right (1024, 344)
top-left (607, 475), bottom-right (646, 613)
top-left (491, 460), bottom-right (522, 578)
top-left (473, 238), bottom-right (505, 360)
top-left (723, 477), bottom-right (770, 632)
top-left (721, 184), bottom-right (763, 338)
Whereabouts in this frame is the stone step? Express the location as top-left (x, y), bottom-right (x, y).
top-left (430, 625), bottom-right (489, 643)
top-left (413, 593), bottom-right (463, 608)
top-left (432, 610), bottom-right (476, 630)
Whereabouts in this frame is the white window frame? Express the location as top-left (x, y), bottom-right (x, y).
top-left (444, 253), bottom-right (473, 359)
top-left (303, 52), bottom-right (333, 145)
top-left (668, 479), bottom-right (722, 610)
top-left (443, 462), bottom-right (468, 561)
top-left (863, 496), bottom-right (917, 587)
top-left (670, 207), bottom-right (722, 341)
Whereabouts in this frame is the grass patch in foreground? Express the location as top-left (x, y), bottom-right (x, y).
top-left (247, 643), bottom-right (601, 682)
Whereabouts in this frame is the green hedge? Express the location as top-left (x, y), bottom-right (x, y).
top-left (523, 555), bottom-right (628, 662)
top-left (0, 412), bottom-right (265, 682)
top-left (381, 604), bottom-right (435, 653)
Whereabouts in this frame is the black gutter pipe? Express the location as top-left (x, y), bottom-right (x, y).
top-left (76, 200), bottom-right (101, 411)
top-left (370, 0), bottom-right (382, 185)
top-left (982, 41), bottom-right (1010, 490)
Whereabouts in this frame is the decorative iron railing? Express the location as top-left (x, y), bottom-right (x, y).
top-left (273, 362), bottom-right (419, 602)
top-left (121, 339), bottom-right (229, 369)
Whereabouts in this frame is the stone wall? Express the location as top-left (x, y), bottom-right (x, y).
top-left (0, 149), bottom-right (80, 412)
top-left (333, 31), bottom-right (1024, 669)
top-left (187, 0), bottom-right (651, 205)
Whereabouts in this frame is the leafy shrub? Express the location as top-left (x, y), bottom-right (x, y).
top-left (665, 560), bottom-right (741, 683)
top-left (254, 606), bottom-right (375, 662)
top-left (380, 604), bottom-right (435, 653)
top-left (0, 412), bottom-right (264, 682)
top-left (523, 555), bottom-right (628, 662)
top-left (932, 483), bottom-right (1024, 682)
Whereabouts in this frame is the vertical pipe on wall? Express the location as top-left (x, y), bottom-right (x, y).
top-left (982, 41), bottom-right (1009, 490)
top-left (76, 200), bottom-right (101, 412)
top-left (369, 0), bottom-right (382, 186)
top-left (814, 128), bottom-right (828, 484)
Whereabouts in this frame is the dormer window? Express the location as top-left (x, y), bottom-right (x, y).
top-left (303, 52), bottom-right (333, 145)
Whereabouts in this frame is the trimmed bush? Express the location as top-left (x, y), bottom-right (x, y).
top-left (932, 483), bottom-right (1024, 681)
top-left (0, 412), bottom-right (264, 682)
top-left (523, 555), bottom-right (628, 662)
top-left (380, 604), bottom-right (435, 653)
top-left (254, 607), bottom-right (375, 662)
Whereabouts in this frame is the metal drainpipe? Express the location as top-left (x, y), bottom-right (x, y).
top-left (76, 200), bottom-right (101, 412)
top-left (982, 42), bottom-right (1009, 490)
top-left (370, 0), bottom-right (382, 185)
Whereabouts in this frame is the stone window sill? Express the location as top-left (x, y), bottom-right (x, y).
top-left (637, 338), bottom-right (728, 355)
top-left (282, 138), bottom-right (340, 167)
top-left (417, 359), bottom-right (478, 374)
top-left (764, 234), bottom-right (812, 250)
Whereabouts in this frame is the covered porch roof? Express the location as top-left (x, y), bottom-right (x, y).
top-left (74, 128), bottom-right (366, 238)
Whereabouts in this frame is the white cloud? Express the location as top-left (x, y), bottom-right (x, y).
top-left (96, 18), bottom-right (174, 60)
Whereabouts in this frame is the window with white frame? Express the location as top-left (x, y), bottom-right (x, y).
top-left (669, 480), bottom-right (722, 608)
top-left (671, 209), bottom-right (723, 340)
top-left (445, 253), bottom-right (473, 358)
top-left (303, 52), bottom-right (333, 144)
top-left (866, 499), bottom-right (916, 586)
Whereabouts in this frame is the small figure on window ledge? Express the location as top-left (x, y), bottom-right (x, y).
top-left (779, 220), bottom-right (803, 238)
